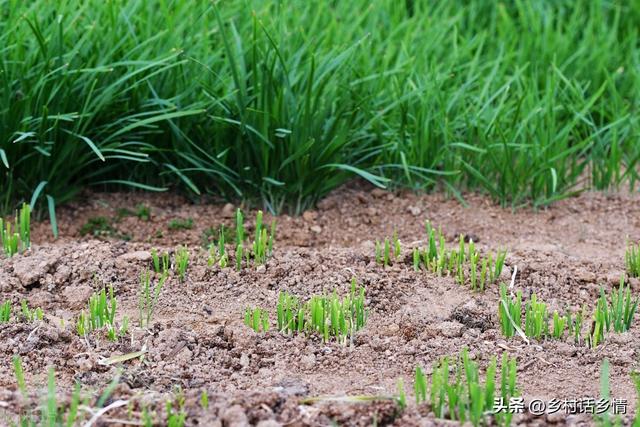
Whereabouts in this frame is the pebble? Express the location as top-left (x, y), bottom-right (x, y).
top-left (221, 203), bottom-right (235, 218)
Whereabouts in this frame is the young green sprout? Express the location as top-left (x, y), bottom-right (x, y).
top-left (175, 246), bottom-right (189, 282)
top-left (244, 307), bottom-right (270, 333)
top-left (524, 294), bottom-right (548, 339)
top-left (414, 365), bottom-right (427, 405)
top-left (0, 301), bottom-right (11, 322)
top-left (168, 217), bottom-right (193, 230)
top-left (626, 241), bottom-right (640, 278)
top-left (0, 203), bottom-right (31, 257)
top-left (77, 285), bottom-right (128, 341)
top-left (139, 269), bottom-right (168, 327)
top-left (552, 310), bottom-right (567, 339)
top-left (208, 228), bottom-right (229, 268)
top-left (396, 377), bottom-right (406, 411)
top-left (498, 282), bottom-right (522, 338)
top-left (151, 248), bottom-right (170, 274)
top-left (276, 279), bottom-right (367, 344)
top-left (20, 300), bottom-right (43, 322)
top-left (375, 231), bottom-right (401, 267)
top-left (233, 209), bottom-right (276, 269)
top-left (427, 349), bottom-right (519, 427)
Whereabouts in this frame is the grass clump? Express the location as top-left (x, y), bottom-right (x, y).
top-left (151, 248), bottom-right (170, 274)
top-left (168, 218), bottom-right (193, 231)
top-left (234, 209), bottom-right (276, 270)
top-left (626, 241), bottom-right (640, 278)
top-left (376, 231), bottom-right (401, 267)
top-left (1, 301), bottom-right (11, 322)
top-left (175, 246), bottom-right (189, 282)
top-left (415, 221), bottom-right (506, 291)
top-left (524, 294), bottom-right (549, 339)
top-left (588, 278), bottom-right (638, 348)
top-left (208, 228), bottom-right (229, 268)
top-left (80, 216), bottom-right (116, 237)
top-left (498, 283), bottom-right (522, 339)
top-left (1, 203), bottom-right (31, 257)
top-left (244, 307), bottom-right (270, 333)
top-left (139, 269), bottom-right (168, 328)
top-left (419, 349), bottom-right (518, 426)
top-left (276, 279), bottom-right (367, 344)
top-left (20, 300), bottom-right (43, 322)
top-left (77, 285), bottom-right (128, 341)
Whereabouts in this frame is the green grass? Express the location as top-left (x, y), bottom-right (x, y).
top-left (79, 216), bottom-right (114, 237)
top-left (0, 203), bottom-right (31, 257)
top-left (589, 278), bottom-right (638, 347)
top-left (175, 246), bottom-right (189, 282)
top-left (276, 279), bottom-right (367, 344)
top-left (244, 307), bottom-right (270, 333)
top-left (421, 349), bottom-right (518, 426)
top-left (417, 221), bottom-right (507, 290)
top-left (139, 269), bottom-right (167, 328)
top-left (233, 209), bottom-right (276, 270)
top-left (1, 300), bottom-right (11, 322)
top-left (2, 1), bottom-right (639, 220)
top-left (168, 218), bottom-right (193, 231)
top-left (627, 242), bottom-right (640, 278)
top-left (20, 300), bottom-right (43, 322)
top-left (77, 285), bottom-right (128, 341)
top-left (151, 248), bottom-right (170, 274)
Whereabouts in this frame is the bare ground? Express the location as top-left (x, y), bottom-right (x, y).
top-left (2, 184), bottom-right (640, 426)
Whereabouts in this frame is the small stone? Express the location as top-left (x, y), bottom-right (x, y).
top-left (62, 285), bottom-right (94, 308)
top-left (301, 353), bottom-right (316, 369)
top-left (577, 271), bottom-right (596, 283)
top-left (302, 210), bottom-right (318, 222)
top-left (256, 265), bottom-right (266, 274)
top-left (222, 405), bottom-right (249, 427)
top-left (221, 203), bottom-right (235, 218)
top-left (371, 188), bottom-right (386, 198)
top-left (239, 353), bottom-right (251, 368)
top-left (117, 251), bottom-right (151, 262)
top-left (256, 419), bottom-right (282, 427)
top-left (310, 225), bottom-right (322, 234)
top-left (407, 206), bottom-right (421, 216)
top-left (439, 321), bottom-right (464, 338)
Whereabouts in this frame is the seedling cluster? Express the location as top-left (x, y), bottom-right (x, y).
top-left (77, 286), bottom-right (128, 341)
top-left (412, 221), bottom-right (506, 291)
top-left (20, 300), bottom-right (43, 322)
top-left (244, 307), bottom-right (270, 332)
top-left (626, 241), bottom-right (640, 278)
top-left (375, 230), bottom-right (401, 267)
top-left (1, 301), bottom-right (10, 322)
top-left (207, 227), bottom-right (229, 268)
top-left (151, 248), bottom-right (170, 274)
top-left (500, 278), bottom-right (637, 347)
top-left (0, 203), bottom-right (31, 257)
top-left (175, 246), bottom-right (190, 282)
top-left (168, 217), bottom-right (193, 230)
top-left (233, 209), bottom-right (276, 270)
top-left (243, 279), bottom-right (367, 344)
top-left (139, 269), bottom-right (168, 327)
top-left (277, 280), bottom-right (367, 344)
top-left (414, 349), bottom-right (519, 427)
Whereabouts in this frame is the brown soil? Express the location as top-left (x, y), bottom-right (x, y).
top-left (2, 183), bottom-right (640, 426)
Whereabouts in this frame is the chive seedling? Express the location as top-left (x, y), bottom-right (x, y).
top-left (552, 311), bottom-right (567, 339)
top-left (151, 248), bottom-right (170, 274)
top-left (498, 283), bottom-right (522, 338)
top-left (524, 294), bottom-right (548, 339)
top-left (139, 269), bottom-right (168, 327)
top-left (0, 203), bottom-right (31, 257)
top-left (609, 276), bottom-right (638, 333)
top-left (396, 378), bottom-right (406, 411)
top-left (20, 300), bottom-right (43, 322)
top-left (175, 246), bottom-right (189, 281)
top-left (233, 209), bottom-right (276, 269)
top-left (0, 301), bottom-right (10, 322)
top-left (414, 366), bottom-right (427, 405)
top-left (244, 307), bottom-right (270, 332)
top-left (77, 285), bottom-right (128, 341)
top-left (626, 241), bottom-right (640, 278)
top-left (427, 349), bottom-right (519, 426)
top-left (168, 218), bottom-right (193, 230)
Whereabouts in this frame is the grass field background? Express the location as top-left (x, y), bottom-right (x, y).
top-left (1, 0), bottom-right (639, 219)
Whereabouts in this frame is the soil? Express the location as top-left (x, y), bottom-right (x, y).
top-left (2, 183), bottom-right (640, 426)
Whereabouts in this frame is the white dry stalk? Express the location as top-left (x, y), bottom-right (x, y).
top-left (501, 264), bottom-right (529, 344)
top-left (82, 399), bottom-right (129, 427)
